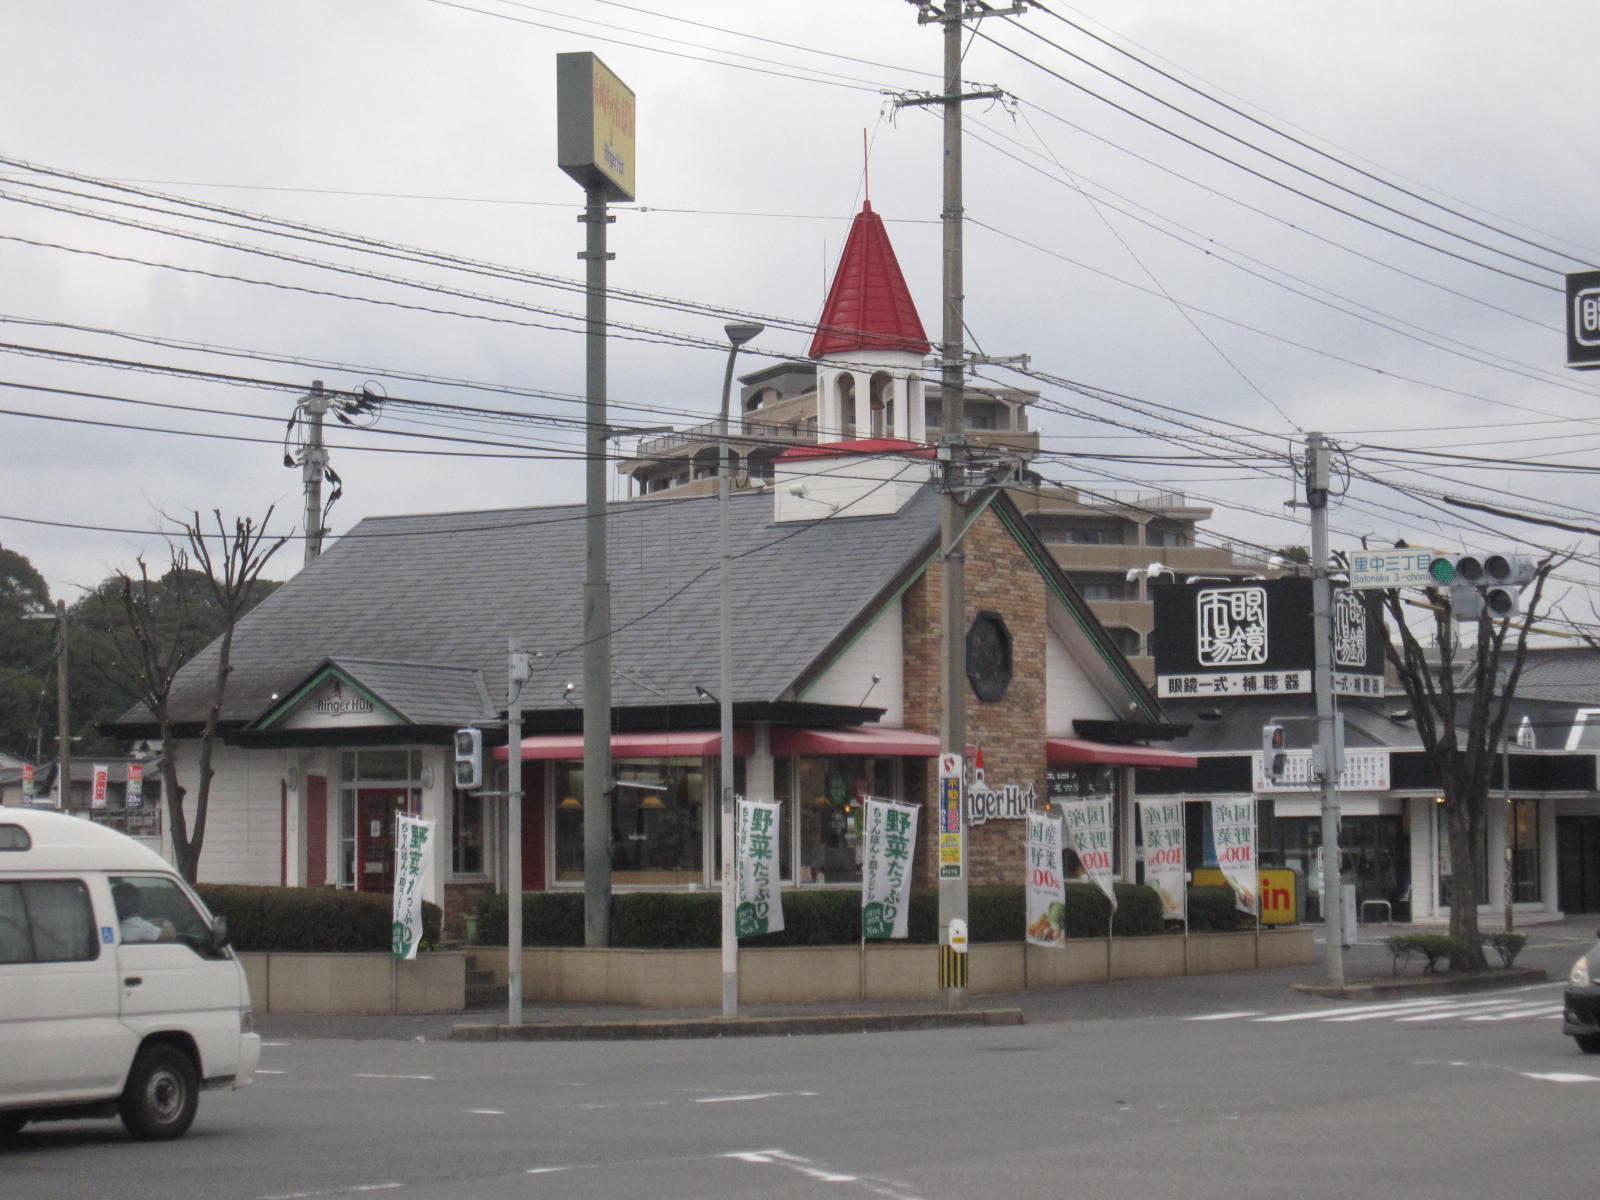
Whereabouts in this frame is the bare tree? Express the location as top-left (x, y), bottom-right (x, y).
top-left (108, 509), bottom-right (287, 881)
top-left (1370, 558), bottom-right (1556, 970)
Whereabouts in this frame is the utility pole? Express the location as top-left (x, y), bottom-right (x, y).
top-left (506, 640), bottom-right (529, 1024)
top-left (899, 0), bottom-right (1028, 1011)
top-left (299, 381), bottom-right (329, 567)
top-left (55, 599), bottom-right (69, 809)
top-left (1307, 431), bottom-right (1344, 987)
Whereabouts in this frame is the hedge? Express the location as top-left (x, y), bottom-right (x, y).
top-left (473, 881), bottom-right (1166, 949)
top-left (195, 883), bottom-right (442, 953)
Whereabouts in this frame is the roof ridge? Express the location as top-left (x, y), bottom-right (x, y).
top-left (808, 200), bottom-right (931, 359)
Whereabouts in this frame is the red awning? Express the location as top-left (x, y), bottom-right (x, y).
top-left (1045, 737), bottom-right (1197, 770)
top-left (495, 730), bottom-right (751, 761)
top-left (770, 727), bottom-right (941, 757)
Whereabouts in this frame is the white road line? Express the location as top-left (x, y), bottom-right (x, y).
top-left (1519, 1072), bottom-right (1600, 1083)
top-left (1185, 1011), bottom-right (1263, 1021)
top-left (1464, 1005), bottom-right (1566, 1022)
top-left (464, 1109), bottom-right (505, 1115)
top-left (697, 1091), bottom-right (819, 1104)
top-left (1255, 998), bottom-right (1449, 1022)
top-left (1392, 998), bottom-right (1532, 1021)
top-left (258, 1184), bottom-right (404, 1199)
top-left (255, 1069), bottom-right (289, 1075)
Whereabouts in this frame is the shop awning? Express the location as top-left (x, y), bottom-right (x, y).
top-left (496, 730), bottom-right (751, 761)
top-left (770, 727), bottom-right (941, 757)
top-left (1046, 737), bottom-right (1197, 769)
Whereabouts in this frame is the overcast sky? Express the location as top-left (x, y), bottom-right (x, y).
top-left (5, 1), bottom-right (1599, 627)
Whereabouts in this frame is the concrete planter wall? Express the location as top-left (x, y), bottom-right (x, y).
top-left (473, 927), bottom-right (1314, 1007)
top-left (238, 951), bottom-right (467, 1014)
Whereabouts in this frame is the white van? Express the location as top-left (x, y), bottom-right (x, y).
top-left (0, 808), bottom-right (260, 1140)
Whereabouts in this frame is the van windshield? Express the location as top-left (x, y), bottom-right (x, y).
top-left (111, 876), bottom-right (220, 956)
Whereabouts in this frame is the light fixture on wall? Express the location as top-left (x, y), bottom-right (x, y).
top-left (638, 793), bottom-right (666, 810)
top-left (558, 795), bottom-right (582, 809)
top-left (284, 764), bottom-right (300, 790)
top-left (419, 765), bottom-right (435, 790)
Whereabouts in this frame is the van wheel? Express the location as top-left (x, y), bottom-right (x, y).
top-left (119, 1045), bottom-right (199, 1140)
top-left (1575, 1033), bottom-right (1600, 1055)
top-left (0, 1114), bottom-right (29, 1139)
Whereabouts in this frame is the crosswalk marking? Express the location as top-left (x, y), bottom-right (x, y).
top-left (1192, 990), bottom-right (1565, 1029)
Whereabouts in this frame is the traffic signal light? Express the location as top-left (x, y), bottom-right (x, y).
top-left (453, 728), bottom-right (483, 790)
top-left (1262, 723), bottom-right (1288, 785)
top-left (1426, 553), bottom-right (1459, 585)
top-left (1482, 554), bottom-right (1536, 617)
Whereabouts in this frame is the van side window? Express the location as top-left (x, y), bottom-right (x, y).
top-left (110, 875), bottom-right (221, 957)
top-left (0, 879), bottom-right (100, 964)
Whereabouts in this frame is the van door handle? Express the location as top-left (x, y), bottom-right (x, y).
top-left (124, 977), bottom-right (142, 987)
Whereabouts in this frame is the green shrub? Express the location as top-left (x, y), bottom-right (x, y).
top-left (1187, 884), bottom-right (1251, 931)
top-left (1383, 932), bottom-right (1464, 974)
top-left (195, 883), bottom-right (441, 953)
top-left (1481, 931), bottom-right (1528, 968)
top-left (473, 882), bottom-right (1164, 947)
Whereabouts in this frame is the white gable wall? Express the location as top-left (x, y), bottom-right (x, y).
top-left (1046, 620), bottom-right (1118, 733)
top-left (163, 740), bottom-right (287, 886)
top-left (797, 600), bottom-right (904, 726)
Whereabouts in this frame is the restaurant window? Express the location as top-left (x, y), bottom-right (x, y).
top-left (337, 749), bottom-right (424, 889)
top-left (788, 757), bottom-right (897, 885)
top-left (710, 758), bottom-right (794, 885)
top-left (552, 759), bottom-right (705, 885)
top-left (1047, 765), bottom-right (1122, 877)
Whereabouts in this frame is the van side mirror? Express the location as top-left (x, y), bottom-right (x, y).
top-left (208, 915), bottom-right (232, 954)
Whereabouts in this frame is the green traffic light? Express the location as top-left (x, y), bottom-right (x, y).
top-left (1428, 557), bottom-right (1456, 584)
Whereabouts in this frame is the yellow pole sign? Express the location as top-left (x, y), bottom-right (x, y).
top-left (556, 52), bottom-right (636, 202)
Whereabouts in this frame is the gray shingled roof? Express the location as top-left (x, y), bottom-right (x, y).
top-left (305, 659), bottom-right (496, 726)
top-left (1504, 646), bottom-right (1600, 703)
top-left (145, 487), bottom-right (944, 728)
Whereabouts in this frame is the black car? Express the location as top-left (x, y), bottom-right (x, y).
top-left (1563, 932), bottom-right (1600, 1054)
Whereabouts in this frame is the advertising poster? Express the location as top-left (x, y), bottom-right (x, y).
top-left (862, 797), bottom-right (919, 939)
top-left (391, 815), bottom-right (435, 960)
top-left (938, 753), bottom-right (963, 880)
top-left (91, 763), bottom-right (110, 809)
top-left (21, 763), bottom-right (33, 803)
top-left (736, 797), bottom-right (785, 938)
top-left (1210, 798), bottom-right (1258, 917)
top-left (1137, 799), bottom-right (1187, 920)
top-left (1024, 810), bottom-right (1066, 947)
top-left (126, 762), bottom-right (143, 809)
top-left (1061, 794), bottom-right (1117, 915)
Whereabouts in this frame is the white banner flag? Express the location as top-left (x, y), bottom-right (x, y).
top-left (1061, 794), bottom-right (1117, 915)
top-left (1025, 810), bottom-right (1066, 947)
top-left (1210, 798), bottom-right (1258, 917)
top-left (392, 814), bottom-right (435, 959)
top-left (736, 797), bottom-right (785, 938)
top-left (862, 797), bottom-right (919, 940)
top-left (1138, 799), bottom-right (1186, 920)
top-left (91, 764), bottom-right (110, 809)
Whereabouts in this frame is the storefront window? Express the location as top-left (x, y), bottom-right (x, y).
top-left (1047, 765), bottom-right (1121, 877)
top-left (453, 790), bottom-right (485, 875)
top-left (788, 757), bottom-right (895, 885)
top-left (1257, 813), bottom-right (1408, 923)
top-left (338, 749), bottom-right (424, 890)
top-left (552, 759), bottom-right (706, 884)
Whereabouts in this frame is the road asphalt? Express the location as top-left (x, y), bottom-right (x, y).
top-left (253, 915), bottom-right (1598, 1043)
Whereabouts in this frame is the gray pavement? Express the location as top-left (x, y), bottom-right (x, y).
top-left (253, 915), bottom-right (1598, 1042)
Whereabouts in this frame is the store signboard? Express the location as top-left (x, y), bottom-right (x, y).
top-left (1152, 578), bottom-right (1383, 699)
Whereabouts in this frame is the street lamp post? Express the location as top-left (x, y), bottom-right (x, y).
top-left (24, 601), bottom-right (69, 807)
top-left (719, 320), bottom-right (762, 1019)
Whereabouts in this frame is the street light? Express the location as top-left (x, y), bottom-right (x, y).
top-left (718, 320), bottom-right (762, 1019)
top-left (23, 601), bottom-right (69, 808)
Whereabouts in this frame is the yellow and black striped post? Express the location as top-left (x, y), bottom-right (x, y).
top-left (938, 944), bottom-right (968, 990)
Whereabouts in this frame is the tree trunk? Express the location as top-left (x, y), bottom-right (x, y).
top-left (1443, 801), bottom-right (1487, 971)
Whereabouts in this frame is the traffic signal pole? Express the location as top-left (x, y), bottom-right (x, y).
top-left (1307, 431), bottom-right (1344, 987)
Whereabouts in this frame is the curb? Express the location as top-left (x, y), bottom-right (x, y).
top-left (1290, 967), bottom-right (1547, 1001)
top-left (450, 1007), bottom-right (1026, 1041)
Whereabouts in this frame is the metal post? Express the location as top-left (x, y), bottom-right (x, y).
top-left (581, 184), bottom-right (614, 947)
top-left (718, 322), bottom-right (762, 1018)
top-left (55, 600), bottom-right (69, 808)
top-left (1307, 431), bottom-right (1344, 986)
top-left (506, 639), bottom-right (525, 1025)
top-left (1503, 734), bottom-right (1514, 933)
top-left (300, 382), bottom-right (329, 567)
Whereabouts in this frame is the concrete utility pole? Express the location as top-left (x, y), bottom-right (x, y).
top-left (506, 640), bottom-right (529, 1024)
top-left (55, 599), bottom-right (69, 808)
top-left (581, 183), bottom-right (615, 948)
top-left (899, 0), bottom-right (1027, 1011)
top-left (299, 381), bottom-right (329, 567)
top-left (1307, 431), bottom-right (1345, 987)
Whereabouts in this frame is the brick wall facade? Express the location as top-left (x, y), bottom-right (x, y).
top-left (904, 505), bottom-right (1050, 887)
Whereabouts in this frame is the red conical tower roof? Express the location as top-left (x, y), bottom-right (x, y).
top-left (808, 201), bottom-right (932, 359)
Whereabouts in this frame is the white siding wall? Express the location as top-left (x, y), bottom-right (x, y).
top-left (799, 603), bottom-right (904, 726)
top-left (166, 740), bottom-right (287, 885)
top-left (1045, 623), bottom-right (1117, 733)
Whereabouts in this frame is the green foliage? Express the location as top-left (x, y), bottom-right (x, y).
top-left (0, 544), bottom-right (57, 758)
top-left (1481, 931), bottom-right (1528, 968)
top-left (1187, 884), bottom-right (1252, 931)
top-left (1383, 932), bottom-right (1465, 974)
top-left (195, 883), bottom-right (441, 953)
top-left (474, 882), bottom-right (1165, 948)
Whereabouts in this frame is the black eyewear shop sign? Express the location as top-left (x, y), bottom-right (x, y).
top-left (1567, 270), bottom-right (1600, 370)
top-left (1151, 577), bottom-right (1384, 700)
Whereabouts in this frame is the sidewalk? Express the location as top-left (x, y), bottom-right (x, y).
top-left (252, 917), bottom-right (1596, 1043)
